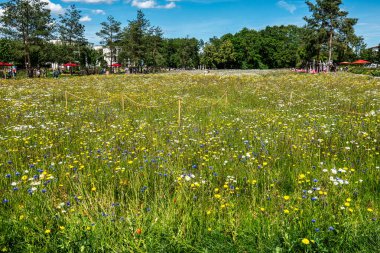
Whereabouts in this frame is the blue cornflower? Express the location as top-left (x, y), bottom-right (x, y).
top-left (41, 189), bottom-right (47, 193)
top-left (5, 174), bottom-right (11, 178)
top-left (311, 219), bottom-right (316, 223)
top-left (2, 199), bottom-right (9, 204)
top-left (140, 186), bottom-right (148, 192)
top-left (315, 228), bottom-right (320, 232)
top-left (329, 226), bottom-right (334, 231)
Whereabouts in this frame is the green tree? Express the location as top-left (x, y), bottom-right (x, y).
top-left (121, 10), bottom-right (150, 71)
top-left (145, 26), bottom-right (165, 70)
top-left (96, 15), bottom-right (121, 68)
top-left (304, 0), bottom-right (358, 71)
top-left (0, 0), bottom-right (54, 76)
top-left (58, 5), bottom-right (86, 46)
top-left (218, 40), bottom-right (236, 69)
top-left (0, 39), bottom-right (23, 64)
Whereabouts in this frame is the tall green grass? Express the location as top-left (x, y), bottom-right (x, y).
top-left (0, 72), bottom-right (379, 252)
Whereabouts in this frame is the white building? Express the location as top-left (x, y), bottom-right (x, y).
top-left (93, 45), bottom-right (122, 66)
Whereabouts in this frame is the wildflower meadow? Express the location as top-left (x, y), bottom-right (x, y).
top-left (0, 72), bottom-right (379, 252)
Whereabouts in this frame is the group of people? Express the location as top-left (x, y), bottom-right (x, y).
top-left (1, 67), bottom-right (17, 79)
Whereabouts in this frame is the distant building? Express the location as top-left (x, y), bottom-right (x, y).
top-left (93, 45), bottom-right (122, 66)
top-left (369, 45), bottom-right (379, 53)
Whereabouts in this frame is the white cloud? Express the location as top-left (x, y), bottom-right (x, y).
top-left (277, 0), bottom-right (296, 14)
top-left (129, 0), bottom-right (177, 9)
top-left (42, 0), bottom-right (64, 14)
top-left (92, 9), bottom-right (106, 15)
top-left (62, 0), bottom-right (116, 4)
top-left (80, 15), bottom-right (92, 22)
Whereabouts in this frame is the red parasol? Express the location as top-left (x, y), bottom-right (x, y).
top-left (351, 60), bottom-right (370, 64)
top-left (63, 62), bottom-right (79, 67)
top-left (0, 62), bottom-right (13, 66)
top-left (111, 63), bottom-right (122, 67)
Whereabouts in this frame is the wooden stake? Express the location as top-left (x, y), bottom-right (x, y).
top-left (65, 91), bottom-right (68, 111)
top-left (178, 98), bottom-right (182, 127)
top-left (121, 95), bottom-right (125, 111)
top-left (289, 91), bottom-right (293, 105)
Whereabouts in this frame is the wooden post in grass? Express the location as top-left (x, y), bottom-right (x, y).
top-left (178, 98), bottom-right (182, 127)
top-left (225, 91), bottom-right (228, 105)
top-left (289, 91), bottom-right (293, 106)
top-left (121, 95), bottom-right (125, 111)
top-left (65, 91), bottom-right (68, 110)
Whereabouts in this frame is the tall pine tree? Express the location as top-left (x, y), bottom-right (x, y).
top-left (58, 5), bottom-right (86, 45)
top-left (96, 15), bottom-right (121, 68)
top-left (0, 0), bottom-right (53, 76)
top-left (304, 0), bottom-right (358, 71)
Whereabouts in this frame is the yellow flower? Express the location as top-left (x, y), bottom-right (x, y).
top-left (260, 207), bottom-right (265, 212)
top-left (346, 198), bottom-right (352, 202)
top-left (91, 187), bottom-right (96, 192)
top-left (301, 238), bottom-right (310, 245)
top-left (45, 229), bottom-right (51, 234)
top-left (214, 194), bottom-right (221, 199)
top-left (367, 208), bottom-right (373, 212)
top-left (284, 209), bottom-right (290, 214)
top-left (283, 196), bottom-right (290, 201)
top-left (59, 226), bottom-right (65, 231)
top-left (344, 202), bottom-right (350, 207)
top-left (298, 174), bottom-right (306, 180)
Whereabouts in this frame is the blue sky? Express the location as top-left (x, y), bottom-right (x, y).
top-left (1, 0), bottom-right (379, 47)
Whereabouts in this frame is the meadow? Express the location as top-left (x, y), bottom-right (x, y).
top-left (0, 72), bottom-right (379, 252)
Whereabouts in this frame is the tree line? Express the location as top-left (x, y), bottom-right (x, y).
top-left (0, 0), bottom-right (378, 75)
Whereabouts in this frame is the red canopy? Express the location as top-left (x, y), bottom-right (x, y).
top-left (351, 60), bottom-right (370, 64)
top-left (111, 63), bottom-right (122, 67)
top-left (339, 62), bottom-right (351, 65)
top-left (63, 62), bottom-right (79, 67)
top-left (0, 62), bottom-right (13, 66)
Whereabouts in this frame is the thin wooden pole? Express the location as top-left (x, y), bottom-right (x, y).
top-left (225, 91), bottom-right (228, 105)
top-left (178, 98), bottom-right (182, 127)
top-left (65, 91), bottom-right (68, 110)
top-left (289, 91), bottom-right (293, 106)
top-left (121, 95), bottom-right (125, 111)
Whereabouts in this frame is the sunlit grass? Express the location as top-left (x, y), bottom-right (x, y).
top-left (0, 72), bottom-right (379, 252)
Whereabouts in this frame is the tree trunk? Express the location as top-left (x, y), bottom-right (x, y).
top-left (328, 31), bottom-right (333, 72)
top-left (24, 42), bottom-right (32, 78)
